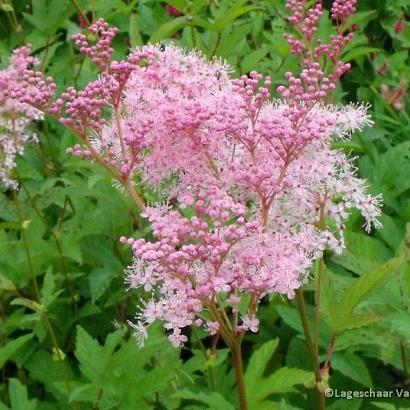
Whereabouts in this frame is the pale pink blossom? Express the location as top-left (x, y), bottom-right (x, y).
top-left (6, 4), bottom-right (382, 347)
top-left (0, 46), bottom-right (43, 190)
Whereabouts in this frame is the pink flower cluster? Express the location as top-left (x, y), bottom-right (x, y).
top-left (72, 18), bottom-right (118, 72)
top-left (0, 46), bottom-right (43, 190)
top-left (285, 0), bottom-right (356, 97)
top-left (8, 1), bottom-right (381, 347)
top-left (331, 0), bottom-right (357, 23)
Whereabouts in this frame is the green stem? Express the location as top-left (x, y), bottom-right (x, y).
top-left (0, 1), bottom-right (15, 30)
top-left (12, 191), bottom-right (41, 299)
top-left (9, 2), bottom-right (20, 31)
top-left (18, 178), bottom-right (77, 310)
top-left (207, 303), bottom-right (247, 408)
top-left (209, 33), bottom-right (221, 58)
top-left (191, 327), bottom-right (216, 391)
top-left (400, 341), bottom-right (409, 381)
top-left (207, 303), bottom-right (234, 348)
top-left (12, 191), bottom-right (77, 409)
top-left (314, 257), bottom-right (325, 359)
top-left (295, 289), bottom-right (325, 410)
top-left (92, 389), bottom-right (104, 410)
top-left (231, 338), bottom-right (248, 410)
top-left (124, 177), bottom-right (146, 212)
top-left (0, 0), bottom-right (21, 32)
top-left (190, 25), bottom-right (197, 48)
top-left (323, 332), bottom-right (338, 371)
top-left (313, 203), bottom-right (327, 386)
top-left (40, 37), bottom-right (51, 70)
top-left (70, 0), bottom-right (90, 25)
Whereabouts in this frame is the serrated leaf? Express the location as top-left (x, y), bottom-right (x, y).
top-left (345, 11), bottom-right (377, 29)
top-left (129, 13), bottom-right (143, 47)
top-left (69, 383), bottom-right (101, 403)
top-left (343, 47), bottom-right (380, 62)
top-left (0, 333), bottom-right (34, 369)
top-left (266, 367), bottom-right (314, 393)
top-left (330, 255), bottom-right (405, 332)
top-left (75, 326), bottom-right (106, 382)
top-left (331, 351), bottom-right (373, 387)
top-left (248, 368), bottom-right (313, 408)
top-left (173, 390), bottom-right (234, 410)
top-left (386, 311), bottom-right (410, 341)
top-left (149, 16), bottom-right (190, 43)
top-left (40, 270), bottom-right (61, 307)
top-left (89, 266), bottom-right (118, 302)
top-left (332, 232), bottom-right (392, 275)
top-left (245, 339), bottom-right (279, 390)
top-left (241, 48), bottom-right (269, 74)
top-left (338, 256), bottom-right (404, 318)
top-left (87, 242), bottom-right (123, 302)
top-left (8, 379), bottom-right (37, 410)
top-left (334, 314), bottom-right (382, 332)
top-left (191, 0), bottom-right (207, 14)
top-left (213, 4), bottom-right (261, 33)
top-left (0, 274), bottom-right (16, 291)
top-left (244, 340), bottom-right (310, 407)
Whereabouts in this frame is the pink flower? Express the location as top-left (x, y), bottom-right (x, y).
top-left (3, 7), bottom-right (382, 347)
top-left (240, 316), bottom-right (260, 333)
top-left (0, 46), bottom-right (43, 190)
top-left (165, 4), bottom-right (181, 17)
top-left (395, 15), bottom-right (405, 34)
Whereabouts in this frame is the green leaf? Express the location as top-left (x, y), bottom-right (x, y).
top-left (213, 4), bottom-right (261, 33)
top-left (8, 379), bottom-right (37, 410)
top-left (74, 325), bottom-right (180, 407)
top-left (245, 339), bottom-right (279, 391)
top-left (332, 232), bottom-right (392, 275)
top-left (336, 313), bottom-right (381, 330)
top-left (69, 384), bottom-right (101, 403)
top-left (0, 274), bottom-right (16, 291)
top-left (386, 311), bottom-right (410, 342)
top-left (25, 349), bottom-right (75, 399)
top-left (40, 270), bottom-right (62, 308)
top-left (241, 48), bottom-right (269, 74)
top-left (338, 256), bottom-right (404, 318)
top-left (265, 367), bottom-right (313, 393)
top-left (371, 403), bottom-right (399, 410)
top-left (331, 351), bottom-right (373, 387)
top-left (0, 333), bottom-right (34, 369)
top-left (275, 305), bottom-right (303, 334)
top-left (149, 16), bottom-right (190, 43)
top-left (167, 0), bottom-right (187, 11)
top-left (345, 11), bottom-right (377, 29)
top-left (89, 266), bottom-right (119, 302)
top-left (75, 326), bottom-right (106, 382)
top-left (191, 0), bottom-right (207, 14)
top-left (173, 390), bottom-right (234, 410)
top-left (376, 214), bottom-right (404, 250)
top-left (360, 142), bottom-right (410, 200)
top-left (129, 13), bottom-right (143, 47)
top-left (343, 47), bottom-right (380, 62)
top-left (87, 242), bottom-right (123, 302)
top-left (244, 340), bottom-right (312, 408)
top-left (329, 255), bottom-right (405, 332)
top-left (23, 0), bottom-right (72, 36)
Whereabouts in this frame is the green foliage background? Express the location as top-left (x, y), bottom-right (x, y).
top-left (0, 0), bottom-right (410, 409)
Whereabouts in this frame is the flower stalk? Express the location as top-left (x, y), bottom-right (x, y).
top-left (295, 289), bottom-right (325, 410)
top-left (231, 338), bottom-right (248, 410)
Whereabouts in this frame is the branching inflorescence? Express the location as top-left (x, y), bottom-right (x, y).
top-left (8, 1), bottom-right (380, 351)
top-left (0, 46), bottom-right (45, 190)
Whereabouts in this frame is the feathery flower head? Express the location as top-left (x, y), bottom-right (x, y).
top-left (4, 3), bottom-right (382, 347)
top-left (0, 45), bottom-right (43, 190)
